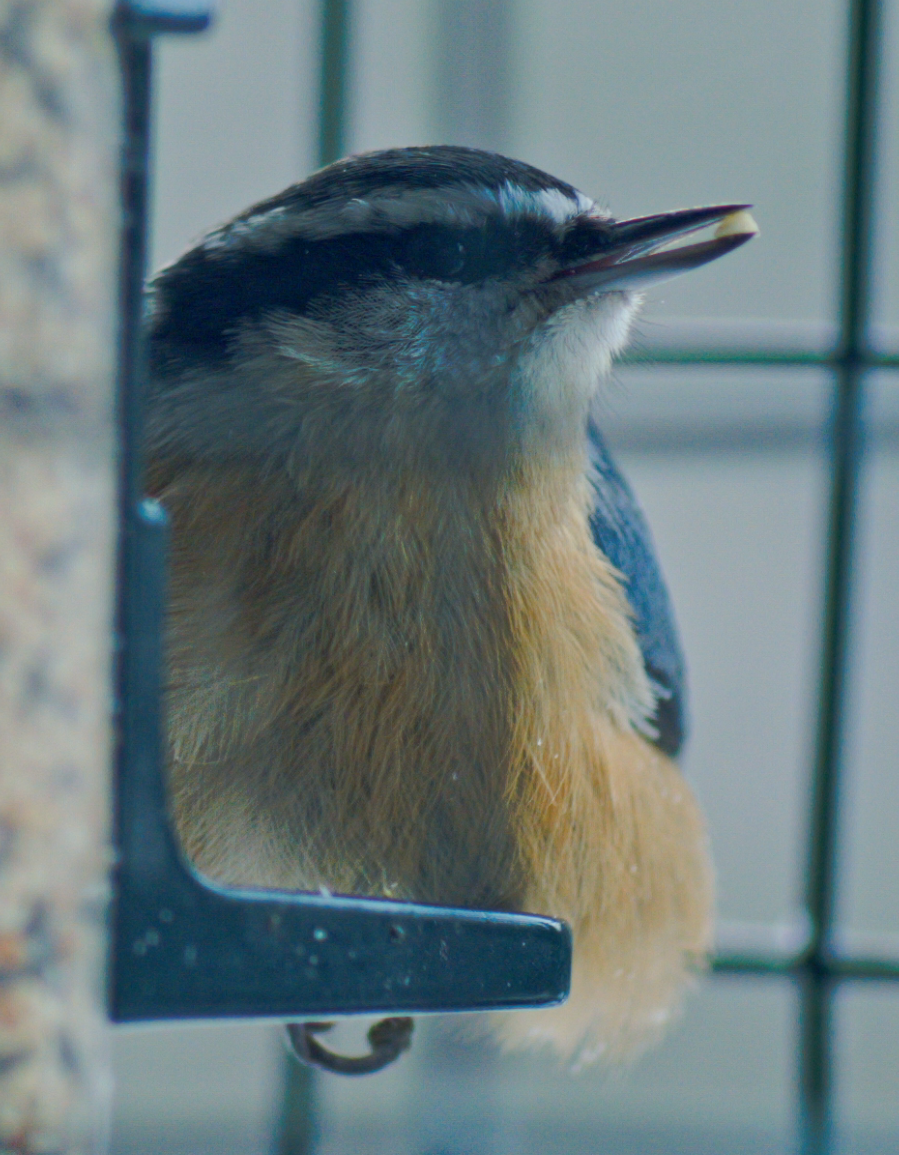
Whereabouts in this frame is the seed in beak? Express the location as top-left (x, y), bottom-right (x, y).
top-left (714, 210), bottom-right (759, 240)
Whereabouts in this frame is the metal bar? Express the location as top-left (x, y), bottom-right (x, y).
top-left (620, 348), bottom-right (899, 369)
top-left (118, 1), bottom-right (212, 36)
top-left (712, 954), bottom-right (899, 981)
top-left (111, 5), bottom-right (211, 631)
top-left (800, 1), bottom-right (883, 1151)
top-left (317, 0), bottom-right (351, 166)
top-left (276, 2), bottom-right (347, 1131)
top-left (112, 9), bottom-right (159, 912)
top-left (712, 955), bottom-right (801, 977)
top-left (113, 18), bottom-right (153, 517)
top-left (829, 957), bottom-right (899, 981)
top-left (275, 1057), bottom-right (318, 1155)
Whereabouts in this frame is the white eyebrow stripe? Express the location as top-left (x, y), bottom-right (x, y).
top-left (201, 181), bottom-right (601, 255)
top-left (497, 184), bottom-right (595, 223)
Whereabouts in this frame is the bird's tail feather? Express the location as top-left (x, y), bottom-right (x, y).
top-left (495, 727), bottom-right (713, 1064)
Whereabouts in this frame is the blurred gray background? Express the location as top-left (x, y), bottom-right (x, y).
top-left (114, 1), bottom-right (899, 1151)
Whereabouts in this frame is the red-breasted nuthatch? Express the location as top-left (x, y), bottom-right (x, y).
top-left (144, 146), bottom-right (757, 1064)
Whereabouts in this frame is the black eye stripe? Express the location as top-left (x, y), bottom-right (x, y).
top-left (150, 217), bottom-right (560, 366)
top-left (393, 220), bottom-right (549, 282)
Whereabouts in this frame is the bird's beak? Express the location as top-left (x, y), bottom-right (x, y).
top-left (553, 204), bottom-right (759, 293)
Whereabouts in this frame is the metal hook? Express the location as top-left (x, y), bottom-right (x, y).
top-left (286, 1017), bottom-right (414, 1076)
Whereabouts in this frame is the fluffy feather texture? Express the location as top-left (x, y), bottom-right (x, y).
top-left (145, 146), bottom-right (715, 1062)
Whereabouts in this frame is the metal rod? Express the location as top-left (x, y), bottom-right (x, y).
top-left (620, 348), bottom-right (899, 369)
top-left (114, 23), bottom-right (153, 516)
top-left (800, 1), bottom-right (882, 1151)
top-left (277, 8), bottom-right (349, 1141)
top-left (712, 954), bottom-right (899, 981)
top-left (274, 1056), bottom-right (318, 1155)
top-left (317, 0), bottom-right (351, 166)
top-left (112, 16), bottom-right (155, 882)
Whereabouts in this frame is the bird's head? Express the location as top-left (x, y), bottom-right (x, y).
top-left (147, 146), bottom-right (756, 479)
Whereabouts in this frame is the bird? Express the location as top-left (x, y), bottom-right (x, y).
top-left (143, 145), bottom-right (757, 1067)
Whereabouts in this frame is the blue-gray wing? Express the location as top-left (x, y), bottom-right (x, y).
top-left (587, 422), bottom-right (687, 757)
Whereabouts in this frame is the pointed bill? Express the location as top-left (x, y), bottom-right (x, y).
top-left (554, 205), bottom-right (759, 293)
